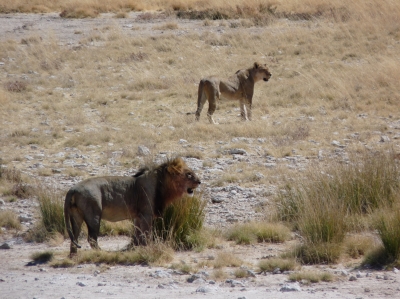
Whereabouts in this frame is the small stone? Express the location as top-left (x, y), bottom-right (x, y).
top-left (137, 145), bottom-right (150, 156)
top-left (280, 282), bottom-right (301, 292)
top-left (380, 136), bottom-right (390, 142)
top-left (76, 282), bottom-right (86, 287)
top-left (211, 197), bottom-right (224, 203)
top-left (356, 271), bottom-right (363, 278)
top-left (365, 288), bottom-right (371, 292)
top-left (273, 268), bottom-right (281, 274)
top-left (196, 286), bottom-right (212, 293)
top-left (0, 243), bottom-right (11, 250)
top-left (349, 276), bottom-right (357, 281)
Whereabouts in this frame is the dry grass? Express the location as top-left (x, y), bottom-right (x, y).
top-left (258, 257), bottom-right (298, 273)
top-left (289, 271), bottom-right (334, 284)
top-left (0, 210), bottom-right (22, 231)
top-left (0, 0), bottom-right (400, 270)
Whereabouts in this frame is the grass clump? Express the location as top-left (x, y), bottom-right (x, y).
top-left (153, 195), bottom-right (206, 250)
top-left (31, 251), bottom-right (54, 264)
top-left (226, 222), bottom-right (291, 245)
top-left (26, 185), bottom-right (65, 243)
top-left (99, 220), bottom-right (132, 237)
top-left (214, 252), bottom-right (243, 269)
top-left (289, 271), bottom-right (334, 284)
top-left (364, 206), bottom-right (400, 267)
top-left (258, 258), bottom-right (298, 273)
top-left (77, 243), bottom-right (173, 266)
top-left (0, 210), bottom-right (22, 231)
top-left (275, 151), bottom-right (400, 264)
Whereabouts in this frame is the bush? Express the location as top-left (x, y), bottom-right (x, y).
top-left (275, 151), bottom-right (400, 264)
top-left (26, 185), bottom-right (65, 242)
top-left (153, 195), bottom-right (206, 250)
top-left (0, 210), bottom-right (22, 231)
top-left (258, 258), bottom-right (298, 273)
top-left (226, 222), bottom-right (291, 245)
top-left (374, 207), bottom-right (400, 262)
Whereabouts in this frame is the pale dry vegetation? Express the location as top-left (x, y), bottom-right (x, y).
top-left (1, 0), bottom-right (400, 279)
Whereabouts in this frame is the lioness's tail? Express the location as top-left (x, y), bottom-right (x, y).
top-left (64, 190), bottom-right (81, 248)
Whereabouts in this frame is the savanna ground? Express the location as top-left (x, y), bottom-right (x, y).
top-left (1, 0), bottom-right (400, 298)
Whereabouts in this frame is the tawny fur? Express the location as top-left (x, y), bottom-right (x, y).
top-left (195, 62), bottom-right (271, 124)
top-left (64, 158), bottom-right (201, 256)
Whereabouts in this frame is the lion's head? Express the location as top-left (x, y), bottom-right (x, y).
top-left (253, 62), bottom-right (271, 82)
top-left (165, 157), bottom-right (201, 196)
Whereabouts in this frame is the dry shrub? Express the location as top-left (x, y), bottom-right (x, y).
top-left (60, 7), bottom-right (99, 18)
top-left (289, 271), bottom-right (334, 283)
top-left (3, 80), bottom-right (27, 92)
top-left (76, 242), bottom-right (173, 266)
top-left (213, 252), bottom-right (243, 268)
top-left (0, 210), bottom-right (22, 231)
top-left (258, 258), bottom-right (298, 273)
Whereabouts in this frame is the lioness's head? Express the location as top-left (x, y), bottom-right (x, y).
top-left (166, 157), bottom-right (201, 196)
top-left (253, 62), bottom-right (271, 82)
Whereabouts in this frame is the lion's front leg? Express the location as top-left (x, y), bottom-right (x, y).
top-left (133, 216), bottom-right (152, 246)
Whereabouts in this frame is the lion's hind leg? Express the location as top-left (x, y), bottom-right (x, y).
top-left (69, 209), bottom-right (83, 255)
top-left (84, 213), bottom-right (102, 250)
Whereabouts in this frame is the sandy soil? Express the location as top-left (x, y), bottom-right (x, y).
top-left (1, 12), bottom-right (400, 299)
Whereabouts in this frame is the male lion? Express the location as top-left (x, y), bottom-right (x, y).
top-left (195, 62), bottom-right (271, 124)
top-left (64, 157), bottom-right (201, 256)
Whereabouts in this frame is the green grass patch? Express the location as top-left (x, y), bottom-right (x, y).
top-left (289, 271), bottom-right (334, 283)
top-left (31, 251), bottom-right (54, 264)
top-left (76, 243), bottom-right (173, 266)
top-left (0, 210), bottom-right (22, 231)
top-left (226, 222), bottom-right (291, 245)
top-left (258, 258), bottom-right (298, 273)
top-left (153, 195), bottom-right (206, 250)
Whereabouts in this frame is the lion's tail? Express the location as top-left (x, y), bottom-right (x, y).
top-left (64, 190), bottom-right (81, 248)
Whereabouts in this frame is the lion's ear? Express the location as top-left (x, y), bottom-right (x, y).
top-left (167, 158), bottom-right (184, 175)
top-left (254, 62), bottom-right (260, 69)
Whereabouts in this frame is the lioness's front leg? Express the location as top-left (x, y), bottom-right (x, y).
top-left (239, 99), bottom-right (252, 121)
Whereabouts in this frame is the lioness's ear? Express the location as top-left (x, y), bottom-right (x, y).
top-left (254, 62), bottom-right (260, 69)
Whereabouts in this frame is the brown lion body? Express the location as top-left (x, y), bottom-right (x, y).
top-left (64, 158), bottom-right (201, 255)
top-left (195, 62), bottom-right (271, 124)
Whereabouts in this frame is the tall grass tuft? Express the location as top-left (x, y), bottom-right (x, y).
top-left (373, 207), bottom-right (400, 264)
top-left (276, 151), bottom-right (400, 264)
top-left (153, 195), bottom-right (206, 250)
top-left (226, 222), bottom-right (291, 245)
top-left (26, 184), bottom-right (65, 242)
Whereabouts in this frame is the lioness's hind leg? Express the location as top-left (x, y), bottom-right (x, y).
top-left (207, 93), bottom-right (219, 124)
top-left (195, 80), bottom-right (208, 121)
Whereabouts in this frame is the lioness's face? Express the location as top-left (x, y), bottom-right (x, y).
top-left (255, 64), bottom-right (271, 82)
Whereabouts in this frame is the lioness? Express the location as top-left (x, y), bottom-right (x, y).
top-left (64, 157), bottom-right (201, 256)
top-left (195, 62), bottom-right (271, 124)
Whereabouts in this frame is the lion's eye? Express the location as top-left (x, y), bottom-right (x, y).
top-left (187, 173), bottom-right (192, 179)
